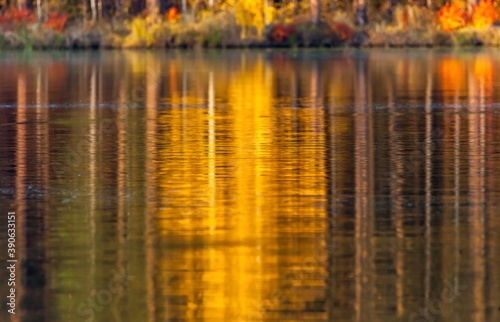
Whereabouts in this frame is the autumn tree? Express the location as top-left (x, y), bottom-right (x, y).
top-left (233, 0), bottom-right (266, 38)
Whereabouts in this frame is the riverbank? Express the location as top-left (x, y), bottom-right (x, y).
top-left (2, 9), bottom-right (500, 50)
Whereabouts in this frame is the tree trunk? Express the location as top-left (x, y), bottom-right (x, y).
top-left (114, 0), bottom-right (122, 17)
top-left (355, 0), bottom-right (368, 26)
top-left (427, 0), bottom-right (432, 10)
top-left (101, 0), bottom-right (116, 18)
top-left (131, 0), bottom-right (145, 15)
top-left (17, 0), bottom-right (26, 10)
top-left (264, 0), bottom-right (271, 28)
top-left (181, 0), bottom-right (187, 16)
top-left (36, 0), bottom-right (41, 20)
top-left (98, 0), bottom-right (103, 19)
top-left (467, 0), bottom-right (477, 14)
top-left (311, 0), bottom-right (321, 25)
top-left (82, 0), bottom-right (88, 20)
top-left (147, 0), bottom-right (159, 15)
top-left (90, 0), bottom-right (97, 21)
top-left (385, 0), bottom-right (397, 21)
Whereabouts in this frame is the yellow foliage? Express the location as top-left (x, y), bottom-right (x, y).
top-left (264, 5), bottom-right (276, 25)
top-left (471, 0), bottom-right (499, 29)
top-left (227, 0), bottom-right (267, 38)
top-left (124, 17), bottom-right (154, 47)
top-left (123, 16), bottom-right (168, 48)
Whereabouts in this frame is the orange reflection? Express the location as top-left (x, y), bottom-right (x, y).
top-left (440, 58), bottom-right (466, 99)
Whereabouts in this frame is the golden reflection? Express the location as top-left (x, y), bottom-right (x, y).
top-left (15, 71), bottom-right (27, 322)
top-left (353, 57), bottom-right (374, 322)
top-left (115, 76), bottom-right (128, 313)
top-left (473, 56), bottom-right (494, 96)
top-left (389, 75), bottom-right (405, 318)
top-left (424, 61), bottom-right (433, 315)
top-left (89, 64), bottom-right (98, 306)
top-left (208, 71), bottom-right (216, 232)
top-left (467, 62), bottom-right (486, 322)
top-left (145, 53), bottom-right (158, 322)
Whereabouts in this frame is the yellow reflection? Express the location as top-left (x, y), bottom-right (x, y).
top-left (154, 54), bottom-right (328, 321)
top-left (15, 71), bottom-right (27, 322)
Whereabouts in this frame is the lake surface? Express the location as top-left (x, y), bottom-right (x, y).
top-left (1, 49), bottom-right (500, 322)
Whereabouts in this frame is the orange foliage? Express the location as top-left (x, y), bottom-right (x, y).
top-left (471, 0), bottom-right (498, 29)
top-left (0, 9), bottom-right (35, 29)
top-left (11, 9), bottom-right (35, 23)
top-left (437, 0), bottom-right (499, 30)
top-left (167, 7), bottom-right (181, 23)
top-left (437, 3), bottom-right (467, 31)
top-left (331, 22), bottom-right (354, 41)
top-left (43, 12), bottom-right (68, 33)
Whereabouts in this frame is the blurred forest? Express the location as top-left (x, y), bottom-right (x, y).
top-left (1, 0), bottom-right (500, 48)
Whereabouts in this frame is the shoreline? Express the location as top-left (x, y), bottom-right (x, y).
top-left (2, 28), bottom-right (500, 50)
top-left (2, 9), bottom-right (500, 51)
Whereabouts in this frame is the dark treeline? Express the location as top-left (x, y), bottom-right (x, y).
top-left (1, 0), bottom-right (181, 18)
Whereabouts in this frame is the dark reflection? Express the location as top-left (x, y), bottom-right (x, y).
top-left (1, 49), bottom-right (500, 322)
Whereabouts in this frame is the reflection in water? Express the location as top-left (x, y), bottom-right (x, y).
top-left (1, 50), bottom-right (500, 321)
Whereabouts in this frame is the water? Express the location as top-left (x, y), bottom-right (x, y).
top-left (0, 49), bottom-right (499, 322)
